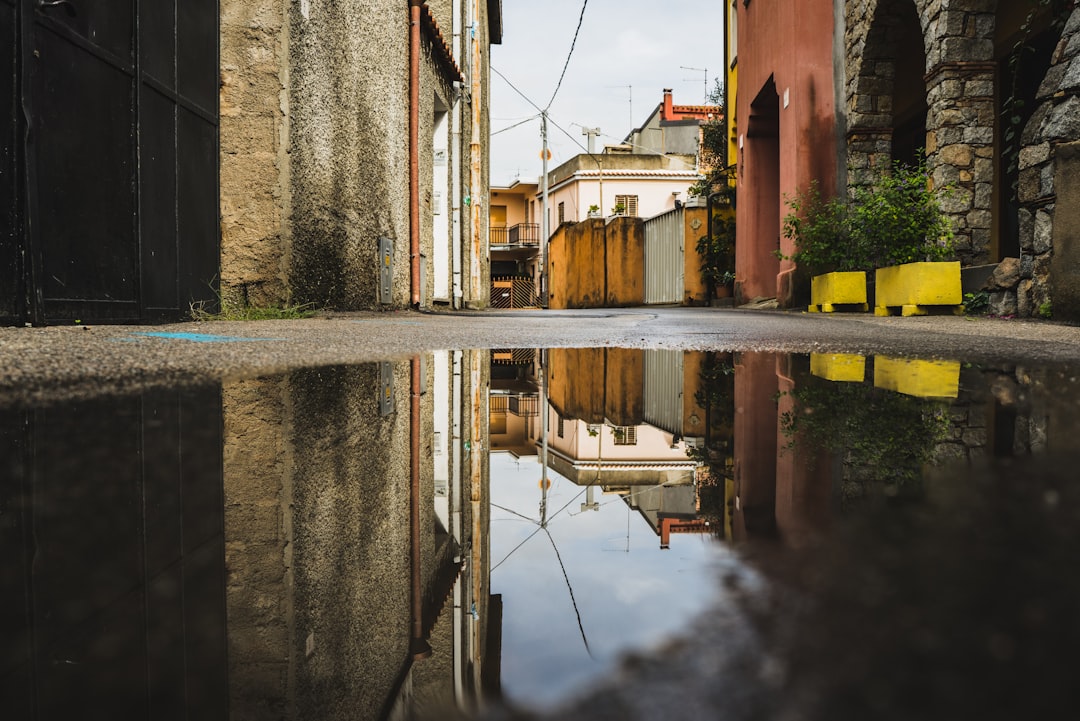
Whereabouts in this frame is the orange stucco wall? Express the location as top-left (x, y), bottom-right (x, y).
top-left (547, 348), bottom-right (644, 426)
top-left (683, 206), bottom-right (710, 305)
top-left (604, 217), bottom-right (645, 307)
top-left (735, 0), bottom-right (837, 307)
top-left (547, 217), bottom-right (646, 309)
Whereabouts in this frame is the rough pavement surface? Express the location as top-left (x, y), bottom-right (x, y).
top-left (4, 307), bottom-right (1080, 406)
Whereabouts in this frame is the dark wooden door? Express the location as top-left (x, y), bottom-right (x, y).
top-left (0, 0), bottom-right (18, 323)
top-left (4, 0), bottom-right (218, 325)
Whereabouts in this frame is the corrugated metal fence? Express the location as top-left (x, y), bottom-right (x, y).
top-left (643, 208), bottom-right (684, 304)
top-left (643, 349), bottom-right (684, 435)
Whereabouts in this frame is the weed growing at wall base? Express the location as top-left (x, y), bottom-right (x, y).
top-left (190, 293), bottom-right (316, 321)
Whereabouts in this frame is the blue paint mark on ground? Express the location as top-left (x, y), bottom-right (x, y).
top-left (130, 332), bottom-right (282, 343)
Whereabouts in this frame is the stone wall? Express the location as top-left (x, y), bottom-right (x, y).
top-left (221, 2), bottom-right (290, 307)
top-left (844, 2), bottom-right (1080, 316)
top-left (1018, 10), bottom-right (1080, 320)
top-left (845, 0), bottom-right (997, 266)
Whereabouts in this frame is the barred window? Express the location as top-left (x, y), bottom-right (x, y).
top-left (558, 202), bottom-right (565, 224)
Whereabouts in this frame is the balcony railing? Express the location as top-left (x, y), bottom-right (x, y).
top-left (490, 223), bottom-right (540, 247)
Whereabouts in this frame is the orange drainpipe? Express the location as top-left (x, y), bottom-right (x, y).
top-left (410, 355), bottom-right (431, 659)
top-left (409, 1), bottom-right (422, 307)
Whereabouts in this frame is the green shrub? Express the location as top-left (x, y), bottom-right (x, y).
top-left (782, 160), bottom-right (954, 274)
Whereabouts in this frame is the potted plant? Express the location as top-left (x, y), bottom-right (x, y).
top-left (611, 202), bottom-right (626, 216)
top-left (783, 160), bottom-right (956, 314)
top-left (587, 204), bottom-right (602, 219)
top-left (856, 161), bottom-right (957, 316)
top-left (697, 214), bottom-right (736, 299)
top-left (782, 181), bottom-right (869, 313)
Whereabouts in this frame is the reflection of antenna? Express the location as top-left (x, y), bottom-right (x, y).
top-left (681, 65), bottom-right (708, 104)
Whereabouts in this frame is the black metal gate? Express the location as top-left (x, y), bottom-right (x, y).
top-left (1, 0), bottom-right (218, 325)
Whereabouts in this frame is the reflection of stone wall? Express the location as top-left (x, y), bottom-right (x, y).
top-left (223, 378), bottom-right (292, 720)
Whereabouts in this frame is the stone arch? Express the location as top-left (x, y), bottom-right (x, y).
top-left (845, 0), bottom-right (929, 185)
top-left (846, 0), bottom-right (1001, 265)
top-left (1015, 9), bottom-right (1080, 320)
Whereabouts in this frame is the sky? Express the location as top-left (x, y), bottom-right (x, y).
top-left (489, 1), bottom-right (726, 188)
top-left (489, 451), bottom-right (730, 710)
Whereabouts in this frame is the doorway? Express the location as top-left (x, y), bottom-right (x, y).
top-left (1, 0), bottom-right (219, 325)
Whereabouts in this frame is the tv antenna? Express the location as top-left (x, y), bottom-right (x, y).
top-left (681, 66), bottom-right (708, 104)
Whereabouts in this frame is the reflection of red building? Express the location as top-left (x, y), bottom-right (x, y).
top-left (734, 0), bottom-right (837, 307)
top-left (732, 352), bottom-right (832, 548)
top-left (659, 518), bottom-right (711, 549)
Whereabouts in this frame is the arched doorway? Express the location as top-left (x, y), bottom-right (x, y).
top-left (847, 0), bottom-right (928, 182)
top-left (890, 2), bottom-right (929, 169)
top-left (739, 77), bottom-right (781, 303)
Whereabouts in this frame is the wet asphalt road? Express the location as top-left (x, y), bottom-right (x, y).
top-left (4, 306), bottom-right (1080, 405)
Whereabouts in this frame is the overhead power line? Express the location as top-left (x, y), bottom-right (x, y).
top-left (491, 114), bottom-right (541, 137)
top-left (545, 0), bottom-right (590, 111)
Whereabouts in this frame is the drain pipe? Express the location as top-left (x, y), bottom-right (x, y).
top-left (452, 0), bottom-right (464, 308)
top-left (409, 1), bottom-right (422, 307)
top-left (410, 356), bottom-right (432, 660)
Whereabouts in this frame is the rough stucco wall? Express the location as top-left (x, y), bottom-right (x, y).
top-left (221, 0), bottom-right (491, 310)
top-left (287, 2), bottom-right (410, 309)
top-left (220, 1), bottom-right (289, 306)
top-left (287, 364), bottom-right (411, 720)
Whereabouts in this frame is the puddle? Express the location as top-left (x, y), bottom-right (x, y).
top-left (2, 349), bottom-right (1079, 719)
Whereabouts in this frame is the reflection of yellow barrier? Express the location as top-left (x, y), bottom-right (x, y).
top-left (810, 353), bottom-right (866, 382)
top-left (874, 356), bottom-right (960, 398)
top-left (874, 261), bottom-right (962, 316)
top-left (809, 271), bottom-right (868, 313)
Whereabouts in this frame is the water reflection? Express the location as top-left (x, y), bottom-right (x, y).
top-left (2, 349), bottom-right (1079, 719)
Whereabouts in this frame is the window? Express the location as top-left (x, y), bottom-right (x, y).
top-left (557, 417), bottom-right (565, 438)
top-left (614, 194), bottom-right (638, 217)
top-left (558, 202), bottom-right (565, 224)
top-left (612, 426), bottom-right (638, 445)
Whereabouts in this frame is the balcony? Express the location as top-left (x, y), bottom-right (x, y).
top-left (490, 223), bottom-right (540, 248)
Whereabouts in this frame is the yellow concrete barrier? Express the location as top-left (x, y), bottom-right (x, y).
top-left (810, 353), bottom-right (867, 382)
top-left (874, 261), bottom-right (962, 316)
top-left (873, 356), bottom-right (960, 398)
top-left (808, 271), bottom-right (868, 313)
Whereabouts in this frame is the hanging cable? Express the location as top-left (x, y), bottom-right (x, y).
top-left (491, 114), bottom-right (541, 137)
top-left (545, 0), bottom-right (590, 111)
top-left (543, 527), bottom-right (593, 658)
top-left (492, 65), bottom-right (545, 114)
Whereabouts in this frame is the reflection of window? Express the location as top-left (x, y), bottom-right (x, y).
top-left (612, 426), bottom-right (637, 445)
top-left (615, 194), bottom-right (638, 217)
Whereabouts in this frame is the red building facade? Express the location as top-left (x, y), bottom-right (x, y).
top-left (733, 0), bottom-right (841, 307)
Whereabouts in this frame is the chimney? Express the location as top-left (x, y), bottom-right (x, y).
top-left (662, 88), bottom-right (673, 120)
